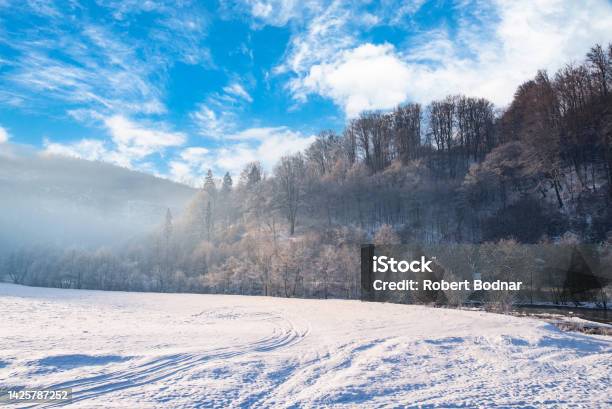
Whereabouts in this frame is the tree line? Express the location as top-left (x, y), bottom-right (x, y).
top-left (2, 43), bottom-right (612, 306)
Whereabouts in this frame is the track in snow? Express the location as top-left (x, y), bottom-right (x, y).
top-left (1, 284), bottom-right (610, 408)
top-left (36, 310), bottom-right (309, 407)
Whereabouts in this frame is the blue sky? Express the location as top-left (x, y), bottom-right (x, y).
top-left (1, 0), bottom-right (611, 185)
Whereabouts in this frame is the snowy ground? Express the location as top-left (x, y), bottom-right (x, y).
top-left (0, 284), bottom-right (610, 408)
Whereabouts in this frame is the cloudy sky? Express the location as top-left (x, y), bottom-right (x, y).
top-left (0, 0), bottom-right (611, 185)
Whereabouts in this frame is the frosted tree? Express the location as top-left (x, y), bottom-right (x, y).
top-left (240, 162), bottom-right (262, 188)
top-left (203, 169), bottom-right (216, 196)
top-left (205, 200), bottom-right (213, 240)
top-left (158, 208), bottom-right (173, 291)
top-left (221, 172), bottom-right (233, 228)
top-left (202, 169), bottom-right (217, 238)
top-left (222, 172), bottom-right (233, 193)
top-left (586, 44), bottom-right (609, 96)
top-left (274, 153), bottom-right (306, 235)
top-left (374, 224), bottom-right (400, 245)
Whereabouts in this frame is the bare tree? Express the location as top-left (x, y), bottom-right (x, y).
top-left (393, 103), bottom-right (421, 164)
top-left (587, 44), bottom-right (609, 97)
top-left (274, 153), bottom-right (306, 235)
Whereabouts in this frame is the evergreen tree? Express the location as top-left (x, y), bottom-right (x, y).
top-left (204, 169), bottom-right (216, 197)
top-left (222, 172), bottom-right (233, 194)
top-left (220, 172), bottom-right (233, 228)
top-left (203, 170), bottom-right (217, 238)
top-left (240, 162), bottom-right (262, 188)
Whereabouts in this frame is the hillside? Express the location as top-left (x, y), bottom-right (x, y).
top-left (0, 144), bottom-right (195, 250)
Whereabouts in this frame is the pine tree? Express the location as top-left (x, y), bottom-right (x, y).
top-left (203, 170), bottom-right (216, 239)
top-left (203, 169), bottom-right (216, 197)
top-left (221, 172), bottom-right (233, 228)
top-left (222, 172), bottom-right (233, 194)
top-left (240, 162), bottom-right (262, 188)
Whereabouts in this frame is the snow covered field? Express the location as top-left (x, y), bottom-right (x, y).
top-left (0, 283), bottom-right (610, 408)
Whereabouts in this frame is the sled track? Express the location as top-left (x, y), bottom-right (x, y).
top-left (30, 311), bottom-right (309, 408)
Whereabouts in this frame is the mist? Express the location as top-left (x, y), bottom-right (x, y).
top-left (0, 143), bottom-right (195, 253)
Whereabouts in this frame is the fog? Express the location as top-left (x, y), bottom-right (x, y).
top-left (0, 144), bottom-right (195, 252)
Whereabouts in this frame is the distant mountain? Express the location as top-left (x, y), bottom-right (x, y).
top-left (0, 144), bottom-right (196, 251)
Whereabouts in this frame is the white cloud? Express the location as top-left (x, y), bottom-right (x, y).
top-left (25, 0), bottom-right (61, 17)
top-left (41, 122), bottom-right (312, 187)
top-left (165, 126), bottom-right (315, 185)
top-left (180, 146), bottom-right (209, 162)
top-left (8, 27), bottom-right (165, 116)
top-left (389, 0), bottom-right (427, 26)
top-left (167, 147), bottom-right (213, 186)
top-left (44, 115), bottom-right (185, 169)
top-left (270, 0), bottom-right (427, 79)
top-left (104, 115), bottom-right (185, 161)
top-left (220, 127), bottom-right (315, 173)
top-left (253, 128), bottom-right (315, 169)
top-left (360, 12), bottom-right (380, 27)
top-left (238, 0), bottom-right (323, 27)
top-left (191, 104), bottom-right (236, 139)
top-left (43, 138), bottom-right (109, 161)
top-left (296, 43), bottom-right (413, 117)
top-left (41, 122), bottom-right (313, 187)
top-left (275, 1), bottom-right (354, 77)
top-left (225, 126), bottom-right (299, 141)
top-left (0, 126), bottom-right (9, 143)
top-left (2, 3), bottom-right (210, 118)
top-left (223, 83), bottom-right (253, 103)
top-left (396, 0), bottom-right (612, 106)
top-left (272, 1), bottom-right (419, 115)
top-left (191, 80), bottom-right (254, 138)
top-left (168, 160), bottom-right (197, 186)
top-left (212, 130), bottom-right (315, 175)
top-left (281, 0), bottom-right (612, 114)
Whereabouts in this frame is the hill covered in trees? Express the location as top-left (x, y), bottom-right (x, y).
top-left (2, 43), bottom-right (612, 305)
top-left (0, 144), bottom-right (195, 251)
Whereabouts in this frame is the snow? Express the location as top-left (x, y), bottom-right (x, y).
top-left (0, 283), bottom-right (610, 408)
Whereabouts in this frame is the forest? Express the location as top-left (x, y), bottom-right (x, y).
top-left (2, 43), bottom-right (612, 306)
